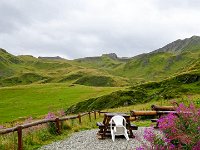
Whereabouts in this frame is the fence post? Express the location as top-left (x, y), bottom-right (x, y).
top-left (17, 125), bottom-right (23, 150)
top-left (94, 111), bottom-right (96, 120)
top-left (78, 114), bottom-right (82, 124)
top-left (88, 112), bottom-right (91, 122)
top-left (55, 118), bottom-right (60, 134)
top-left (98, 110), bottom-right (100, 117)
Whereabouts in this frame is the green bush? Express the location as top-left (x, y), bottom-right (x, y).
top-left (66, 89), bottom-right (148, 114)
top-left (74, 75), bottom-right (116, 87)
top-left (59, 73), bottom-right (84, 82)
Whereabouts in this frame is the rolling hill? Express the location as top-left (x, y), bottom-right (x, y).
top-left (0, 49), bottom-right (127, 87)
top-left (153, 35), bottom-right (200, 53)
top-left (0, 36), bottom-right (200, 122)
top-left (66, 70), bottom-right (200, 113)
top-left (0, 35), bottom-right (200, 88)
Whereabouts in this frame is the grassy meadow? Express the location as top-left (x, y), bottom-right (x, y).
top-left (0, 83), bottom-right (123, 123)
top-left (0, 41), bottom-right (200, 149)
top-left (1, 95), bottom-right (199, 149)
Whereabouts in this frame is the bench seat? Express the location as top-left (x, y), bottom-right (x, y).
top-left (151, 119), bottom-right (159, 128)
top-left (151, 119), bottom-right (158, 122)
top-left (130, 124), bottom-right (138, 130)
top-left (96, 122), bottom-right (104, 127)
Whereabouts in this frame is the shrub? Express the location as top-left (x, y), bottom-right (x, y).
top-left (137, 103), bottom-right (200, 150)
top-left (158, 103), bottom-right (200, 149)
top-left (136, 127), bottom-right (175, 150)
top-left (66, 90), bottom-right (148, 113)
top-left (45, 112), bottom-right (57, 135)
top-left (74, 75), bottom-right (115, 87)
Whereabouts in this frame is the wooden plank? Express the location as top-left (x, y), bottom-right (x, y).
top-left (59, 116), bottom-right (72, 121)
top-left (151, 105), bottom-right (176, 111)
top-left (23, 119), bottom-right (52, 128)
top-left (130, 110), bottom-right (177, 117)
top-left (131, 110), bottom-right (157, 116)
top-left (80, 112), bottom-right (88, 117)
top-left (96, 122), bottom-right (104, 127)
top-left (151, 119), bottom-right (158, 122)
top-left (130, 124), bottom-right (138, 130)
top-left (0, 126), bottom-right (18, 134)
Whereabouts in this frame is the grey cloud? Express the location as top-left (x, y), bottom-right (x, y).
top-left (0, 2), bottom-right (26, 33)
top-left (153, 0), bottom-right (200, 10)
top-left (0, 0), bottom-right (200, 59)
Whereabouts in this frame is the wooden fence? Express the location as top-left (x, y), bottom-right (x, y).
top-left (0, 111), bottom-right (100, 150)
top-left (0, 106), bottom-right (178, 150)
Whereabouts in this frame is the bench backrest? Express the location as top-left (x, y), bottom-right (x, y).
top-left (151, 105), bottom-right (176, 111)
top-left (130, 110), bottom-right (177, 117)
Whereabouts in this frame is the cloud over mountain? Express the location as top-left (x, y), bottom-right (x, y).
top-left (0, 0), bottom-right (200, 59)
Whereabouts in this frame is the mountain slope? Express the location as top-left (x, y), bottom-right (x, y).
top-left (66, 70), bottom-right (200, 113)
top-left (154, 35), bottom-right (200, 53)
top-left (0, 36), bottom-right (200, 87)
top-left (74, 53), bottom-right (129, 71)
top-left (0, 48), bottom-right (24, 77)
top-left (0, 50), bottom-right (129, 87)
top-left (112, 36), bottom-right (200, 82)
top-left (115, 49), bottom-right (200, 82)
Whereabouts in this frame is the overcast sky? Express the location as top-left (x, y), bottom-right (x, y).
top-left (0, 0), bottom-right (200, 59)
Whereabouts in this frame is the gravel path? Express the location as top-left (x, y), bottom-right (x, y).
top-left (40, 127), bottom-right (160, 150)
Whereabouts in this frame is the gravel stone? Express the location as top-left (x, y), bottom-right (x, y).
top-left (40, 127), bottom-right (161, 150)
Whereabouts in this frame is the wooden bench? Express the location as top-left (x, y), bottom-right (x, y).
top-left (96, 122), bottom-right (138, 138)
top-left (130, 110), bottom-right (177, 128)
top-left (96, 113), bottom-right (138, 139)
top-left (150, 105), bottom-right (177, 128)
top-left (150, 119), bottom-right (159, 128)
top-left (96, 122), bottom-right (105, 137)
top-left (150, 119), bottom-right (158, 122)
top-left (130, 123), bottom-right (138, 130)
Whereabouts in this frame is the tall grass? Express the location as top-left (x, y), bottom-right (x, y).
top-left (0, 83), bottom-right (122, 123)
top-left (0, 112), bottom-right (103, 150)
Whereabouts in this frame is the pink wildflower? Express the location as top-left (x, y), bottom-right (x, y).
top-left (188, 95), bottom-right (192, 100)
top-left (24, 117), bottom-right (33, 124)
top-left (193, 141), bottom-right (200, 150)
top-left (58, 110), bottom-right (65, 117)
top-left (158, 112), bottom-right (177, 130)
top-left (136, 147), bottom-right (144, 150)
top-left (45, 112), bottom-right (56, 119)
top-left (169, 144), bottom-right (175, 150)
top-left (144, 127), bottom-right (155, 142)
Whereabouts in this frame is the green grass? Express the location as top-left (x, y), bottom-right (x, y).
top-left (0, 104), bottom-right (153, 149)
top-left (74, 75), bottom-right (116, 87)
top-left (66, 70), bottom-right (200, 113)
top-left (104, 94), bottom-right (200, 112)
top-left (1, 93), bottom-right (199, 149)
top-left (0, 83), bottom-right (123, 123)
top-left (1, 48), bottom-right (200, 87)
top-left (0, 41), bottom-right (200, 149)
top-left (0, 113), bottom-right (103, 149)
top-left (114, 50), bottom-right (200, 83)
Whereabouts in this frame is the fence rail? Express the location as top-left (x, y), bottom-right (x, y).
top-left (0, 107), bottom-right (178, 150)
top-left (0, 110), bottom-right (99, 150)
